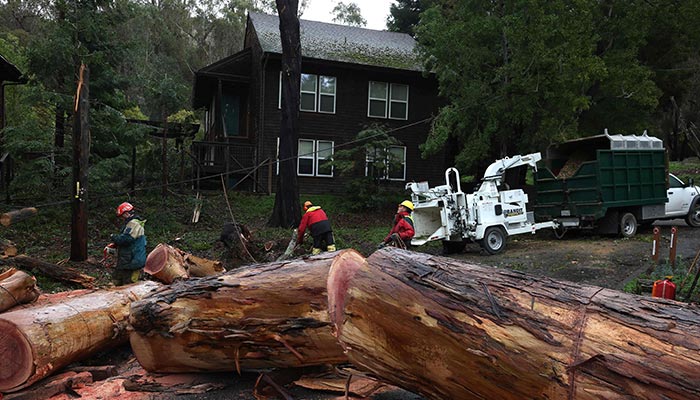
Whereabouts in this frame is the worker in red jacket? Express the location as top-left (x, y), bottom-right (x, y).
top-left (297, 201), bottom-right (336, 255)
top-left (381, 200), bottom-right (415, 248)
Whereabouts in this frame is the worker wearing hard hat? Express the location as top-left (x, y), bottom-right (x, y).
top-left (108, 202), bottom-right (147, 285)
top-left (297, 201), bottom-right (336, 255)
top-left (380, 200), bottom-right (415, 248)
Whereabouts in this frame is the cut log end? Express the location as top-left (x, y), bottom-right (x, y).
top-left (327, 249), bottom-right (367, 337)
top-left (0, 319), bottom-right (34, 392)
top-left (145, 244), bottom-right (188, 283)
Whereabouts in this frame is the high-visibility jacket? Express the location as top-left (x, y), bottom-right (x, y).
top-left (297, 206), bottom-right (332, 244)
top-left (384, 211), bottom-right (414, 243)
top-left (111, 215), bottom-right (147, 270)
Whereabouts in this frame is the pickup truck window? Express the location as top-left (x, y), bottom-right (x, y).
top-left (670, 175), bottom-right (684, 188)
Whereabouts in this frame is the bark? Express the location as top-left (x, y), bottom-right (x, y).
top-left (129, 251), bottom-right (349, 373)
top-left (0, 268), bottom-right (40, 312)
top-left (0, 207), bottom-right (37, 227)
top-left (145, 244), bottom-right (224, 283)
top-left (327, 248), bottom-right (700, 400)
top-left (0, 281), bottom-right (161, 392)
top-left (268, 0), bottom-right (301, 228)
top-left (1, 255), bottom-right (96, 288)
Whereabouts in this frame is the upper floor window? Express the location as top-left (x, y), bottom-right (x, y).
top-left (368, 81), bottom-right (408, 120)
top-left (280, 73), bottom-right (337, 114)
top-left (298, 139), bottom-right (334, 177)
top-left (365, 145), bottom-right (406, 181)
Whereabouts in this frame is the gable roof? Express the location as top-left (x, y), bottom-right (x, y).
top-left (248, 12), bottom-right (421, 71)
top-left (0, 54), bottom-right (23, 82)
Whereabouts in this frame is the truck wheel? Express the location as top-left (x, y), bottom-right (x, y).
top-left (442, 240), bottom-right (467, 254)
top-left (686, 199), bottom-right (700, 227)
top-left (619, 213), bottom-right (638, 238)
top-left (481, 227), bottom-right (506, 255)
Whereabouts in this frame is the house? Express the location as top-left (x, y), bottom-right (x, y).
top-left (191, 12), bottom-right (446, 194)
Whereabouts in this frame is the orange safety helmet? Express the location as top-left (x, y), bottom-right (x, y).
top-left (303, 201), bottom-right (313, 211)
top-left (116, 202), bottom-right (134, 217)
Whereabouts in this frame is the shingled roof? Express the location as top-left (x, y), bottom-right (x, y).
top-left (248, 12), bottom-right (422, 71)
top-left (0, 54), bottom-right (23, 82)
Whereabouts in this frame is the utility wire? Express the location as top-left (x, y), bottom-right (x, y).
top-left (0, 116), bottom-right (434, 210)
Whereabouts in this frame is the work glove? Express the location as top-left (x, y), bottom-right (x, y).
top-left (389, 233), bottom-right (400, 242)
top-left (376, 242), bottom-right (387, 249)
top-left (104, 243), bottom-right (117, 255)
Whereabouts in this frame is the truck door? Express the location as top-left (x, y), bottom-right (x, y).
top-left (666, 175), bottom-right (686, 216)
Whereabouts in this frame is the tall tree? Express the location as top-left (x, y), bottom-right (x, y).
top-left (332, 2), bottom-right (366, 27)
top-left (416, 0), bottom-right (660, 174)
top-left (268, 0), bottom-right (301, 228)
top-left (387, 0), bottom-right (433, 35)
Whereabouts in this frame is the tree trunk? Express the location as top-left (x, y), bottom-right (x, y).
top-left (129, 251), bottom-right (348, 373)
top-left (0, 268), bottom-right (40, 312)
top-left (0, 281), bottom-right (161, 392)
top-left (1, 255), bottom-right (96, 288)
top-left (144, 243), bottom-right (224, 283)
top-left (268, 0), bottom-right (301, 228)
top-left (0, 207), bottom-right (37, 226)
top-left (327, 248), bottom-right (700, 400)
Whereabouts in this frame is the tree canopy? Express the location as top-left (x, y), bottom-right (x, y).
top-left (417, 0), bottom-right (700, 172)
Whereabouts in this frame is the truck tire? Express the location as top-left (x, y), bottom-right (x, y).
top-left (686, 199), bottom-right (700, 228)
top-left (481, 226), bottom-right (506, 255)
top-left (442, 240), bottom-right (467, 254)
top-left (619, 213), bottom-right (638, 238)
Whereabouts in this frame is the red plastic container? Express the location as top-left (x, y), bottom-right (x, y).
top-left (652, 279), bottom-right (676, 300)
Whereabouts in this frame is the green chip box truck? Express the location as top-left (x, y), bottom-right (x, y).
top-left (534, 132), bottom-right (700, 237)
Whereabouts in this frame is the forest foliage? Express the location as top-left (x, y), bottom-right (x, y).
top-left (0, 0), bottom-right (699, 204)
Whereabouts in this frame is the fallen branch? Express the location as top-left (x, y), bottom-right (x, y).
top-left (0, 255), bottom-right (96, 288)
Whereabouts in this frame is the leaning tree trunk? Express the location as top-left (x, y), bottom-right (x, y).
top-left (327, 248), bottom-right (700, 400)
top-left (129, 251), bottom-right (348, 373)
top-left (0, 268), bottom-right (40, 312)
top-left (0, 281), bottom-right (161, 392)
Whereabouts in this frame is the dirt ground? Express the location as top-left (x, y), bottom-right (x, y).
top-left (449, 219), bottom-right (700, 291)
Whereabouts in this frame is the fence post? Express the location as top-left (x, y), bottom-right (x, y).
top-left (669, 226), bottom-right (678, 267)
top-left (652, 226), bottom-right (661, 263)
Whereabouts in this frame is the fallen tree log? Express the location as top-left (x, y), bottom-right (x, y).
top-left (0, 238), bottom-right (17, 256)
top-left (0, 255), bottom-right (96, 288)
top-left (0, 281), bottom-right (161, 392)
top-left (144, 243), bottom-right (189, 283)
top-left (327, 248), bottom-right (700, 400)
top-left (129, 251), bottom-right (348, 373)
top-left (0, 207), bottom-right (37, 227)
top-left (0, 268), bottom-right (40, 312)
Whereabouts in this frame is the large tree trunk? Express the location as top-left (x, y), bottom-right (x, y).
top-left (129, 251), bottom-right (348, 373)
top-left (327, 248), bottom-right (700, 400)
top-left (144, 243), bottom-right (225, 284)
top-left (0, 281), bottom-right (161, 393)
top-left (268, 0), bottom-right (301, 228)
top-left (0, 268), bottom-right (40, 312)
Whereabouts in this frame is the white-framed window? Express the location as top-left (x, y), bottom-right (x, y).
top-left (296, 138), bottom-right (335, 177)
top-left (367, 81), bottom-right (408, 120)
top-left (365, 145), bottom-right (406, 181)
top-left (279, 72), bottom-right (337, 114)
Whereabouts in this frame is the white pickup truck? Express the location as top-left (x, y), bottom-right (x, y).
top-left (665, 173), bottom-right (700, 227)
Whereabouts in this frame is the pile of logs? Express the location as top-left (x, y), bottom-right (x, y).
top-left (2, 247), bottom-right (700, 399)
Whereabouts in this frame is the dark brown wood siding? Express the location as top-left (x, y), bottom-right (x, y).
top-left (258, 59), bottom-right (446, 194)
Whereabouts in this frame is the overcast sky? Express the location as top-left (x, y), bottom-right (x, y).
top-left (302, 0), bottom-right (396, 30)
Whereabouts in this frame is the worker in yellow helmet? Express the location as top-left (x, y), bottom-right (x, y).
top-left (379, 200), bottom-right (415, 248)
top-left (297, 201), bottom-right (336, 255)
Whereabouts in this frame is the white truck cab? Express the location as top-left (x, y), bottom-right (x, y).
top-left (665, 174), bottom-right (700, 226)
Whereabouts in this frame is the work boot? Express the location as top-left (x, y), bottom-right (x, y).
top-left (312, 247), bottom-right (322, 255)
top-left (327, 244), bottom-right (336, 251)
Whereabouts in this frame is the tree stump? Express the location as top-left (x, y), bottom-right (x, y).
top-left (327, 248), bottom-right (700, 400)
top-left (129, 251), bottom-right (349, 373)
top-left (0, 281), bottom-right (161, 392)
top-left (144, 243), bottom-right (189, 283)
top-left (0, 268), bottom-right (40, 312)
